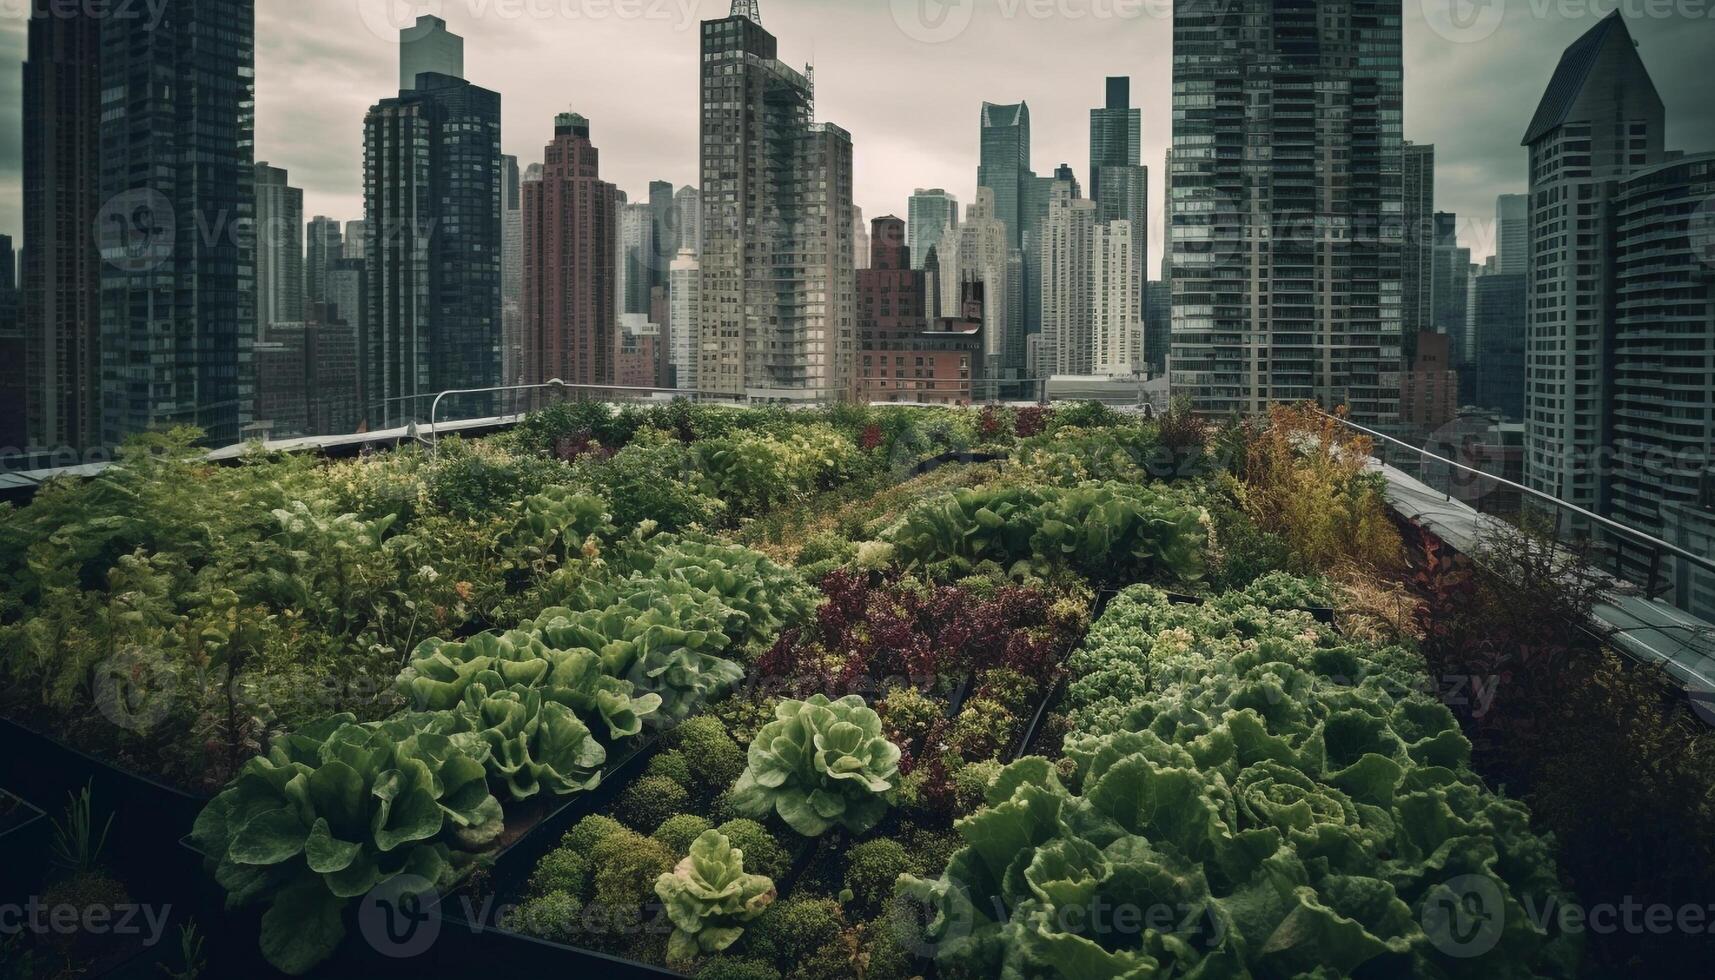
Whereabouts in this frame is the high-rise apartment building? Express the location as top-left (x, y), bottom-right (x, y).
top-left (1040, 183), bottom-right (1096, 378)
top-left (98, 0), bottom-right (257, 448)
top-left (853, 207), bottom-right (870, 271)
top-left (1170, 0), bottom-right (1404, 423)
top-left (21, 4), bottom-right (102, 457)
top-left (400, 15), bottom-right (463, 91)
top-left (907, 189), bottom-right (959, 273)
top-left (1522, 11), bottom-right (1663, 518)
top-left (254, 164), bottom-right (304, 340)
top-left (670, 249), bottom-right (700, 391)
top-left (1091, 221), bottom-right (1142, 377)
top-left (1403, 143), bottom-right (1436, 334)
top-left (935, 187), bottom-right (1014, 379)
top-left (698, 4), bottom-right (855, 403)
top-left (522, 113), bottom-right (618, 388)
top-left (501, 156), bottom-right (525, 387)
top-left (1610, 152), bottom-right (1715, 589)
top-left (363, 51), bottom-right (502, 427)
top-left (1495, 194), bottom-right (1529, 275)
top-left (306, 216), bottom-right (344, 310)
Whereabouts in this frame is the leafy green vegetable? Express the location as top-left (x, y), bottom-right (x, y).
top-left (189, 716), bottom-right (502, 974)
top-left (655, 829), bottom-right (777, 966)
top-left (451, 673), bottom-right (606, 800)
top-left (730, 695), bottom-right (901, 837)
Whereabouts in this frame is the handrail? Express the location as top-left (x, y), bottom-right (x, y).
top-left (428, 380), bottom-right (702, 449)
top-left (1316, 410), bottom-right (1715, 578)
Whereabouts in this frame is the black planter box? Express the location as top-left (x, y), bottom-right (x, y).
top-left (0, 788), bottom-right (49, 907)
top-left (0, 715), bottom-right (212, 886)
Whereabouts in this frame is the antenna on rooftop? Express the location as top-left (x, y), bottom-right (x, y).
top-left (731, 0), bottom-right (761, 23)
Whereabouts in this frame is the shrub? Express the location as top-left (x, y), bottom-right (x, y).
top-left (617, 776), bottom-right (692, 834)
top-left (503, 890), bottom-right (585, 944)
top-left (590, 830), bottom-right (675, 910)
top-left (653, 814), bottom-right (714, 856)
top-left (715, 819), bottom-right (792, 882)
top-left (842, 839), bottom-right (918, 913)
top-left (744, 897), bottom-right (845, 968)
top-left (645, 750), bottom-right (695, 791)
top-left (562, 814), bottom-right (625, 857)
top-left (528, 848), bottom-right (590, 898)
top-left (729, 695), bottom-right (902, 837)
top-left (654, 830), bottom-right (778, 966)
top-left (579, 442), bottom-right (725, 532)
top-left (673, 716), bottom-right (747, 795)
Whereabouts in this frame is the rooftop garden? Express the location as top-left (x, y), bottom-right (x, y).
top-left (1, 401), bottom-right (1710, 977)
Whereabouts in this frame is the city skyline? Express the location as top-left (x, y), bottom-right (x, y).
top-left (2, 2), bottom-right (1711, 267)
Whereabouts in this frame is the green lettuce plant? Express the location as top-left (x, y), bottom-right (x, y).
top-left (654, 829), bottom-right (777, 966)
top-left (510, 486), bottom-right (613, 562)
top-left (190, 716), bottom-right (503, 974)
top-left (730, 694), bottom-right (901, 837)
top-left (452, 672), bottom-right (606, 800)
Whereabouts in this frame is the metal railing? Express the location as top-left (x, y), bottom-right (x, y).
top-left (1317, 410), bottom-right (1715, 584)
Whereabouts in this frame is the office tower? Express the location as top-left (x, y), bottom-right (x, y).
top-left (326, 258), bottom-right (366, 345)
top-left (1089, 77), bottom-right (1141, 205)
top-left (646, 180), bottom-right (677, 295)
top-left (618, 202), bottom-right (656, 317)
top-left (698, 3), bottom-right (855, 403)
top-left (1495, 194), bottom-right (1528, 275)
top-left (1402, 143), bottom-right (1436, 333)
top-left (0, 236), bottom-right (20, 451)
top-left (254, 164), bottom-right (304, 340)
top-left (253, 305), bottom-right (360, 440)
top-left (935, 186), bottom-right (1013, 379)
top-left (854, 207), bottom-right (871, 271)
top-left (522, 113), bottom-right (618, 388)
top-left (363, 68), bottom-right (502, 428)
top-left (1470, 273), bottom-right (1527, 419)
top-left (20, 4), bottom-right (102, 457)
top-left (305, 217), bottom-right (344, 309)
top-left (907, 189), bottom-right (959, 272)
top-left (98, 0), bottom-right (256, 448)
top-left (1431, 213), bottom-right (1471, 360)
top-left (501, 156), bottom-right (525, 387)
top-left (343, 220), bottom-right (368, 262)
top-left (1610, 152), bottom-right (1715, 596)
top-left (1144, 280), bottom-right (1170, 376)
top-left (1171, 0), bottom-right (1404, 423)
top-left (400, 15), bottom-right (463, 90)
top-left (978, 102), bottom-right (1033, 250)
top-left (1040, 182), bottom-right (1096, 378)
top-left (1091, 220), bottom-right (1141, 377)
top-left (673, 186), bottom-right (702, 255)
top-left (670, 249), bottom-right (700, 391)
top-left (1522, 11), bottom-right (1663, 518)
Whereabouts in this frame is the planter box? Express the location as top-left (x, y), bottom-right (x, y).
top-left (0, 715), bottom-right (212, 886)
top-left (0, 788), bottom-right (48, 906)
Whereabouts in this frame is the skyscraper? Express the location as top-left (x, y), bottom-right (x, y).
top-left (1039, 182), bottom-right (1096, 378)
top-left (21, 3), bottom-right (102, 456)
top-left (1091, 220), bottom-right (1141, 377)
top-left (0, 236), bottom-right (20, 452)
top-left (1088, 77), bottom-right (1141, 206)
top-left (98, 0), bottom-right (257, 448)
top-left (1494, 194), bottom-right (1529, 275)
top-left (1170, 0), bottom-right (1404, 423)
top-left (648, 180), bottom-right (677, 295)
top-left (1470, 273), bottom-right (1527, 419)
top-left (305, 216), bottom-right (344, 309)
top-left (907, 189), bottom-right (959, 273)
top-left (853, 207), bottom-right (871, 271)
top-left (363, 47), bottom-right (502, 427)
top-left (698, 3), bottom-right (855, 403)
top-left (1431, 212), bottom-right (1471, 361)
top-left (674, 186), bottom-right (702, 255)
top-left (1522, 11), bottom-right (1663, 519)
top-left (344, 220), bottom-right (368, 262)
top-left (1402, 143), bottom-right (1436, 334)
top-left (935, 186), bottom-right (1013, 379)
top-left (501, 156), bottom-right (524, 386)
top-left (670, 248), bottom-right (700, 391)
top-left (522, 113), bottom-right (618, 388)
top-left (400, 15), bottom-right (463, 91)
top-left (254, 164), bottom-right (304, 339)
top-left (618, 202), bottom-right (656, 317)
top-left (977, 101), bottom-right (1033, 251)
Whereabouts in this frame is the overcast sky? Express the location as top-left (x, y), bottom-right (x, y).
top-left (1, 0), bottom-right (1712, 267)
